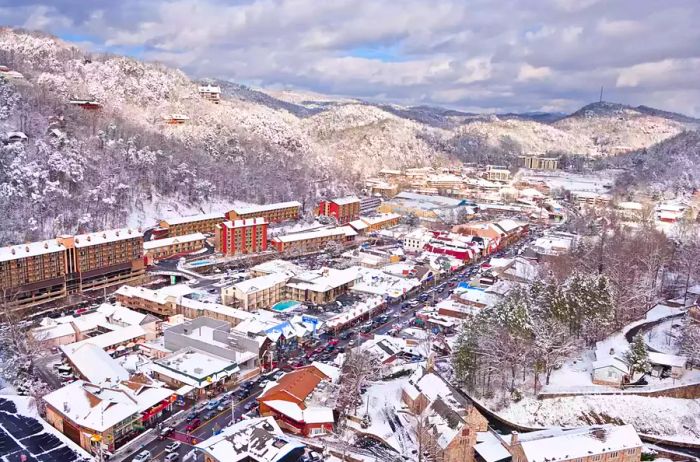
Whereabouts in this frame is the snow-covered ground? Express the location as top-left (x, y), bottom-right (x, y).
top-left (542, 304), bottom-right (688, 394)
top-left (645, 319), bottom-right (682, 354)
top-left (499, 395), bottom-right (700, 444)
top-left (346, 377), bottom-right (417, 455)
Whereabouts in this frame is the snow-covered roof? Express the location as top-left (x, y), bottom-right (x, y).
top-left (475, 431), bottom-right (512, 462)
top-left (349, 219), bottom-right (369, 231)
top-left (161, 212), bottom-right (224, 226)
top-left (310, 361), bottom-right (340, 383)
top-left (220, 217), bottom-right (267, 229)
top-left (592, 356), bottom-right (629, 374)
top-left (616, 201), bottom-right (643, 210)
top-left (6, 130), bottom-right (27, 140)
top-left (459, 288), bottom-right (503, 307)
top-left (340, 226), bottom-right (358, 237)
top-left (195, 417), bottom-right (304, 462)
top-left (287, 267), bottom-right (359, 293)
top-left (72, 227), bottom-right (142, 248)
top-left (152, 348), bottom-right (238, 387)
top-left (144, 232), bottom-right (207, 250)
top-left (0, 238), bottom-right (65, 263)
top-left (234, 272), bottom-right (292, 294)
top-left (198, 84), bottom-right (221, 93)
top-left (43, 380), bottom-right (174, 432)
top-left (360, 213), bottom-right (401, 225)
top-left (61, 325), bottom-right (146, 355)
top-left (331, 196), bottom-right (360, 205)
top-left (273, 227), bottom-right (346, 243)
top-left (518, 424), bottom-right (642, 462)
top-left (648, 352), bottom-right (687, 368)
top-left (263, 400), bottom-right (334, 424)
top-left (251, 259), bottom-right (302, 275)
top-left (168, 113), bottom-right (190, 120)
top-left (63, 342), bottom-right (130, 384)
top-left (394, 191), bottom-right (465, 208)
top-left (230, 201), bottom-right (302, 215)
top-left (495, 218), bottom-right (524, 233)
top-left (179, 297), bottom-right (252, 321)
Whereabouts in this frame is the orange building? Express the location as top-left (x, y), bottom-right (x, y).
top-left (271, 227), bottom-right (353, 253)
top-left (215, 218), bottom-right (268, 256)
top-left (57, 228), bottom-right (145, 293)
top-left (143, 232), bottom-right (207, 264)
top-left (159, 212), bottom-right (225, 237)
top-left (0, 239), bottom-right (68, 313)
top-left (226, 201), bottom-right (302, 223)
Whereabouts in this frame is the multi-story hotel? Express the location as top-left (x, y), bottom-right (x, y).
top-left (215, 218), bottom-right (268, 256)
top-left (158, 212), bottom-right (225, 237)
top-left (1, 228), bottom-right (144, 313)
top-left (520, 155), bottom-right (560, 170)
top-left (226, 201), bottom-right (302, 223)
top-left (270, 227), bottom-right (352, 253)
top-left (316, 196), bottom-right (360, 224)
top-left (0, 239), bottom-right (68, 312)
top-left (143, 232), bottom-right (207, 264)
top-left (57, 228), bottom-right (145, 293)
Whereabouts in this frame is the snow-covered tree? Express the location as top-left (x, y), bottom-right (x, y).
top-left (625, 333), bottom-right (651, 377)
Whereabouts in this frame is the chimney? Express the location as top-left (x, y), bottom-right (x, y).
top-left (25, 245), bottom-right (29, 253)
top-left (511, 431), bottom-right (519, 446)
top-left (44, 242), bottom-right (48, 249)
top-left (11, 248), bottom-right (15, 255)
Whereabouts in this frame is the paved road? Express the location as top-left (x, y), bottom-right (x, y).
top-left (118, 387), bottom-right (264, 462)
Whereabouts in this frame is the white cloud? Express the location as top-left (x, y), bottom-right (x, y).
top-left (517, 63), bottom-right (552, 81)
top-left (1, 0), bottom-right (699, 115)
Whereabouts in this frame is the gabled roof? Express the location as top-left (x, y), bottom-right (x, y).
top-left (258, 364), bottom-right (333, 405)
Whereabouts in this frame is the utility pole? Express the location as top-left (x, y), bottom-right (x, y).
top-left (599, 85), bottom-right (604, 103)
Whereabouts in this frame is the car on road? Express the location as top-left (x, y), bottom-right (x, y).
top-left (132, 450), bottom-right (151, 462)
top-left (185, 418), bottom-right (201, 432)
top-left (185, 412), bottom-right (198, 421)
top-left (258, 379), bottom-right (270, 388)
top-left (158, 426), bottom-right (174, 440)
top-left (165, 441), bottom-right (181, 453)
top-left (164, 453), bottom-right (180, 462)
top-left (203, 410), bottom-right (217, 421)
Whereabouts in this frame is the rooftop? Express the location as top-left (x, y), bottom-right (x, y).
top-left (144, 232), bottom-right (207, 250)
top-left (517, 424), bottom-right (642, 462)
top-left (230, 200), bottom-right (302, 215)
top-left (273, 227), bottom-right (347, 243)
top-left (72, 227), bottom-right (142, 248)
top-left (0, 238), bottom-right (65, 263)
top-left (161, 212), bottom-right (225, 226)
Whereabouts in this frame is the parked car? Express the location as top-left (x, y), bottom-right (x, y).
top-left (185, 412), bottom-right (198, 421)
top-left (203, 410), bottom-right (216, 421)
top-left (132, 450), bottom-right (151, 462)
top-left (164, 453), bottom-right (180, 462)
top-left (258, 379), bottom-right (270, 388)
top-left (165, 441), bottom-right (181, 453)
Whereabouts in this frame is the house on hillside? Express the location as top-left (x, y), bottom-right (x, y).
top-left (69, 99), bottom-right (102, 109)
top-left (198, 84), bottom-right (221, 103)
top-left (592, 356), bottom-right (630, 387)
top-left (165, 113), bottom-right (189, 125)
top-left (4, 131), bottom-right (27, 144)
top-left (648, 352), bottom-right (687, 379)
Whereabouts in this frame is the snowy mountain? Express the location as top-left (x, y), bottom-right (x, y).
top-left (0, 28), bottom-right (697, 244)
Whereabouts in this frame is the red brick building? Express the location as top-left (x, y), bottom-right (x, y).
top-left (316, 196), bottom-right (360, 224)
top-left (215, 218), bottom-right (268, 256)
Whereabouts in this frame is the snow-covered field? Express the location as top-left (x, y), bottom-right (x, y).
top-left (499, 395), bottom-right (700, 444)
top-left (645, 319), bottom-right (682, 354)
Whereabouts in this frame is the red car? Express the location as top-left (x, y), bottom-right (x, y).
top-left (328, 339), bottom-right (339, 346)
top-left (185, 418), bottom-right (201, 432)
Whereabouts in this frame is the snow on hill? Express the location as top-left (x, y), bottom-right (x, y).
top-left (0, 27), bottom-right (697, 244)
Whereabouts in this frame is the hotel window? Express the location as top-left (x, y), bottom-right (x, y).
top-left (591, 455), bottom-right (602, 461)
top-left (608, 452), bottom-right (618, 458)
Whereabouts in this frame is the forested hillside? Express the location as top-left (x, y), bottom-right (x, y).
top-left (0, 28), bottom-right (697, 245)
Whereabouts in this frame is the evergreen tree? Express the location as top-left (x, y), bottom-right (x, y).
top-left (625, 333), bottom-right (650, 377)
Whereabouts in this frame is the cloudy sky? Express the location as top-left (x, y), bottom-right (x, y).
top-left (1, 0), bottom-right (699, 115)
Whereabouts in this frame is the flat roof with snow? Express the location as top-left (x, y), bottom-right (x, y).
top-left (72, 228), bottom-right (142, 248)
top-left (230, 201), bottom-right (302, 215)
top-left (273, 227), bottom-right (346, 243)
top-left (144, 232), bottom-right (207, 250)
top-left (0, 239), bottom-right (65, 262)
top-left (161, 212), bottom-right (224, 226)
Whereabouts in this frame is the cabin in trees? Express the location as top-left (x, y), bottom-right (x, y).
top-left (165, 113), bottom-right (190, 125)
top-left (198, 84), bottom-right (221, 103)
top-left (69, 99), bottom-right (102, 110)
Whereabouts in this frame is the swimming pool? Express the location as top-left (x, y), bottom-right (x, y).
top-left (189, 260), bottom-right (210, 267)
top-left (272, 300), bottom-right (301, 312)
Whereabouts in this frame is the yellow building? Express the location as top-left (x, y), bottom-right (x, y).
top-left (520, 155), bottom-right (560, 170)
